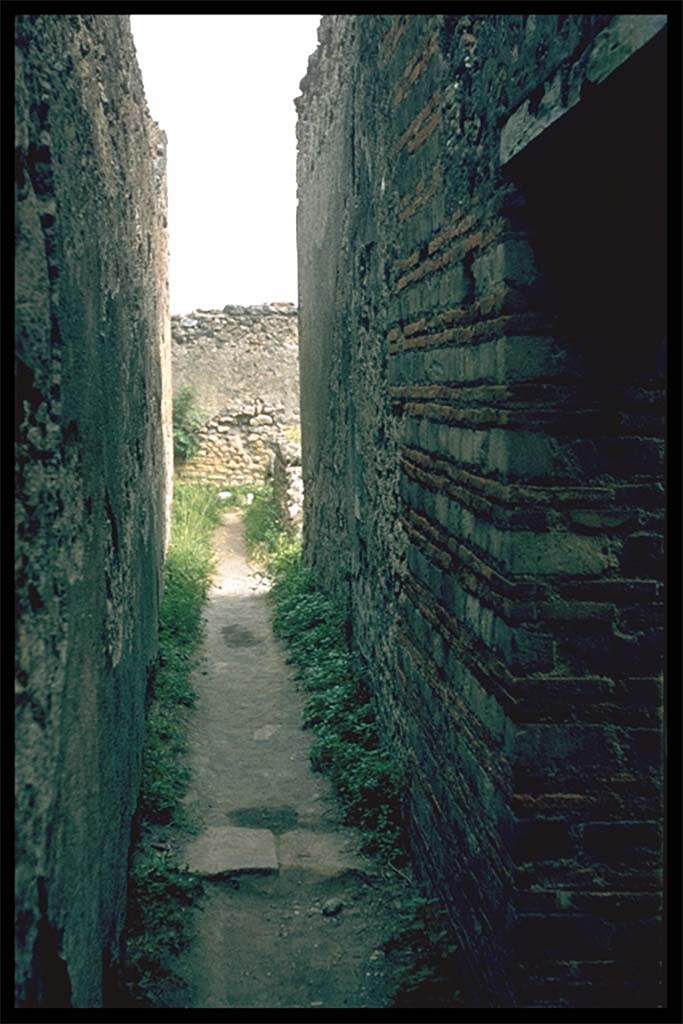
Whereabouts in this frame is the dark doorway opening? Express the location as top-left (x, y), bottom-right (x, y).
top-left (506, 29), bottom-right (667, 392)
top-left (502, 26), bottom-right (667, 1009)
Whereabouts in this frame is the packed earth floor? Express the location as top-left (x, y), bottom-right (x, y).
top-left (165, 513), bottom-right (405, 1009)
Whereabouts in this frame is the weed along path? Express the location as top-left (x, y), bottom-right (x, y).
top-left (173, 511), bottom-right (395, 1009)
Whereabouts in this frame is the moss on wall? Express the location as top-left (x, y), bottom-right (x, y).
top-left (296, 14), bottom-right (666, 1008)
top-left (15, 14), bottom-right (171, 1007)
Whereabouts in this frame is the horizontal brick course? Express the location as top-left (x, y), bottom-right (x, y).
top-left (297, 12), bottom-right (665, 1008)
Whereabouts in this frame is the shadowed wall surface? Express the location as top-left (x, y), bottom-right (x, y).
top-left (15, 14), bottom-right (171, 1007)
top-left (296, 13), bottom-right (666, 1008)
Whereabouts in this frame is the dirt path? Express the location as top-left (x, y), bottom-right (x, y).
top-left (170, 513), bottom-right (398, 1009)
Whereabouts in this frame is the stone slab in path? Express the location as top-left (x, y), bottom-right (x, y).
top-left (276, 829), bottom-right (380, 877)
top-left (183, 825), bottom-right (278, 877)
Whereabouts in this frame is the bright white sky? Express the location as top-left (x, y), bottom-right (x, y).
top-left (131, 14), bottom-right (320, 314)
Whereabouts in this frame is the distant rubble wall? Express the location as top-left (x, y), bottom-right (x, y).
top-left (184, 398), bottom-right (296, 488)
top-left (171, 304), bottom-right (300, 486)
top-left (15, 14), bottom-right (170, 1008)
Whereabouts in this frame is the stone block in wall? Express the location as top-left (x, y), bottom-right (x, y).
top-left (180, 397), bottom-right (297, 488)
top-left (172, 306), bottom-right (302, 489)
top-left (472, 239), bottom-right (540, 298)
top-left (271, 440), bottom-right (304, 536)
top-left (507, 532), bottom-right (617, 577)
top-left (618, 533), bottom-right (665, 577)
top-left (297, 11), bottom-right (665, 1009)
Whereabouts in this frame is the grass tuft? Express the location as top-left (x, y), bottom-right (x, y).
top-left (140, 482), bottom-right (222, 825)
top-left (120, 476), bottom-right (462, 1008)
top-left (172, 387), bottom-right (205, 464)
top-left (269, 560), bottom-right (404, 859)
top-left (119, 481), bottom-right (223, 1005)
top-left (241, 479), bottom-right (302, 572)
top-left (251, 479), bottom-right (461, 1006)
top-left (382, 895), bottom-right (461, 1007)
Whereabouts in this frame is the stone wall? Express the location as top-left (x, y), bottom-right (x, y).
top-left (172, 305), bottom-right (300, 486)
top-left (296, 14), bottom-right (666, 1008)
top-left (178, 398), bottom-right (294, 489)
top-left (271, 440), bottom-right (304, 537)
top-left (15, 15), bottom-right (171, 1007)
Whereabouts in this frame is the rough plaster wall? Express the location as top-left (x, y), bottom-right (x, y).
top-left (153, 128), bottom-right (173, 549)
top-left (296, 15), bottom-right (408, 741)
top-left (296, 16), bottom-right (357, 615)
top-left (172, 305), bottom-right (300, 486)
top-left (172, 304), bottom-right (300, 422)
top-left (15, 14), bottom-right (170, 1007)
top-left (297, 13), bottom-right (665, 1008)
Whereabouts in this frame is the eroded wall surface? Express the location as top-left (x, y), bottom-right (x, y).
top-left (15, 14), bottom-right (171, 1007)
top-left (297, 14), bottom-right (666, 1008)
top-left (172, 304), bottom-right (300, 485)
top-left (178, 401), bottom-right (297, 488)
top-left (172, 304), bottom-right (299, 421)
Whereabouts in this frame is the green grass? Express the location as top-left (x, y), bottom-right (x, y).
top-left (249, 482), bottom-right (461, 1007)
top-left (140, 482), bottom-right (223, 824)
top-left (172, 387), bottom-right (204, 464)
top-left (243, 483), bottom-right (283, 558)
top-left (269, 559), bottom-right (403, 859)
top-left (242, 479), bottom-right (301, 571)
top-left (119, 480), bottom-right (223, 1006)
top-left (122, 848), bottom-right (203, 1005)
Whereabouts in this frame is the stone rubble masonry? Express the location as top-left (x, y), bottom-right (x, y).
top-left (171, 305), bottom-right (300, 486)
top-left (271, 440), bottom-right (304, 537)
top-left (296, 13), bottom-right (666, 1009)
top-left (15, 15), bottom-right (171, 1008)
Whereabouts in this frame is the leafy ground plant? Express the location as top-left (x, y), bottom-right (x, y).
top-left (117, 481), bottom-right (223, 1006)
top-left (242, 479), bottom-right (301, 571)
top-left (382, 894), bottom-right (461, 1007)
top-left (269, 559), bottom-right (403, 858)
top-left (242, 479), bottom-right (463, 1006)
top-left (172, 386), bottom-right (205, 464)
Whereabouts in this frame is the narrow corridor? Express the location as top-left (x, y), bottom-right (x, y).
top-left (171, 513), bottom-right (396, 1009)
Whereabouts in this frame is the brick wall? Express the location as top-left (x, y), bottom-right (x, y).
top-left (296, 13), bottom-right (666, 1008)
